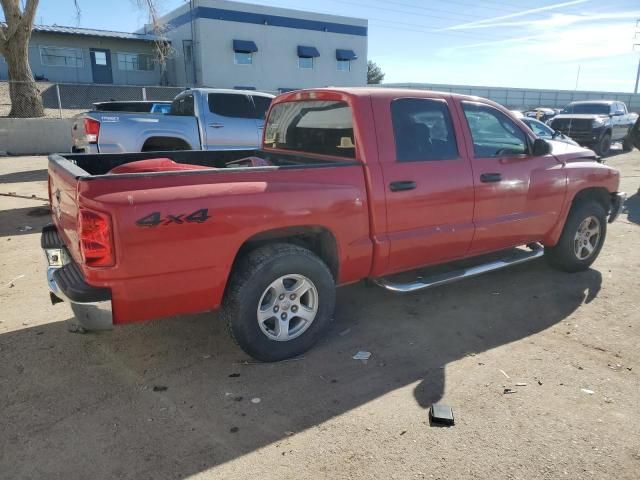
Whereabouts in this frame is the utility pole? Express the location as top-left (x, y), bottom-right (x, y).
top-left (634, 20), bottom-right (640, 94)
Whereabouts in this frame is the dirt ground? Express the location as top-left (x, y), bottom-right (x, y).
top-left (1, 151), bottom-right (639, 480)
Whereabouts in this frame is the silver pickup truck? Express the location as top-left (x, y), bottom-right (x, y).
top-left (71, 88), bottom-right (274, 153)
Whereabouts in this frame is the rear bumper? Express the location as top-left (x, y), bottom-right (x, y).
top-left (609, 192), bottom-right (627, 223)
top-left (42, 225), bottom-right (113, 330)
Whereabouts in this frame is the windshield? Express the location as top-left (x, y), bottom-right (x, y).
top-left (561, 103), bottom-right (610, 115)
top-left (523, 118), bottom-right (553, 138)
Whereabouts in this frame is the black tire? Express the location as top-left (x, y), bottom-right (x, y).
top-left (622, 133), bottom-right (634, 152)
top-left (545, 201), bottom-right (607, 273)
top-left (594, 132), bottom-right (611, 157)
top-left (221, 243), bottom-right (336, 362)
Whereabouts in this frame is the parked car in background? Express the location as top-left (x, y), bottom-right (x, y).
top-left (549, 100), bottom-right (638, 157)
top-left (510, 110), bottom-right (525, 119)
top-left (525, 107), bottom-right (556, 123)
top-left (93, 101), bottom-right (172, 114)
top-left (45, 88), bottom-right (624, 361)
top-left (72, 89), bottom-right (275, 153)
top-left (521, 117), bottom-right (579, 147)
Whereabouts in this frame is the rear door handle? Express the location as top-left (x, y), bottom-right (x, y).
top-left (208, 123), bottom-right (224, 128)
top-left (389, 181), bottom-right (417, 192)
top-left (480, 173), bottom-right (502, 183)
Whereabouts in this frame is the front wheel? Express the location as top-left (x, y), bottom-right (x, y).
top-left (221, 243), bottom-right (336, 362)
top-left (594, 133), bottom-right (611, 157)
top-left (545, 201), bottom-right (607, 272)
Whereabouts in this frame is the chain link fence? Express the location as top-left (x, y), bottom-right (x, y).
top-left (1, 80), bottom-right (184, 118)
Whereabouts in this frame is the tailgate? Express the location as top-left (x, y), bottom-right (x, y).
top-left (48, 157), bottom-right (82, 263)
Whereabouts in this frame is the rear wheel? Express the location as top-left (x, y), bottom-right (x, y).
top-left (545, 201), bottom-right (607, 272)
top-left (221, 243), bottom-right (335, 362)
top-left (594, 133), bottom-right (611, 157)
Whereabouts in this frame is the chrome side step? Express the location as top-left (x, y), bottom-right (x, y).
top-left (373, 244), bottom-right (544, 293)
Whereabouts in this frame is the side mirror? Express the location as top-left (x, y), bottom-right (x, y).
top-left (532, 138), bottom-right (551, 156)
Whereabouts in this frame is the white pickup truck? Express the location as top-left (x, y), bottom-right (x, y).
top-left (71, 88), bottom-right (274, 153)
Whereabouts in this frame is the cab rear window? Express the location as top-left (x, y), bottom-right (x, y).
top-left (263, 100), bottom-right (355, 158)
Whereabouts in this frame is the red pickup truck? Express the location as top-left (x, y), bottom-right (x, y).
top-left (43, 88), bottom-right (625, 361)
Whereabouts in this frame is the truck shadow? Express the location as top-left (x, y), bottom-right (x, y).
top-left (0, 262), bottom-right (601, 479)
top-left (0, 168), bottom-right (48, 184)
top-left (0, 205), bottom-right (52, 237)
top-left (624, 192), bottom-right (640, 225)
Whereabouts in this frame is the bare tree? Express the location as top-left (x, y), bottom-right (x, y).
top-left (0, 0), bottom-right (44, 117)
top-left (0, 0), bottom-right (168, 118)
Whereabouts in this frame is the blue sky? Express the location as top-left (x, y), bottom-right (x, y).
top-left (7, 0), bottom-right (640, 92)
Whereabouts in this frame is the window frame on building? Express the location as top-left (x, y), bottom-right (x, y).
top-left (337, 59), bottom-right (351, 72)
top-left (39, 45), bottom-right (84, 68)
top-left (298, 56), bottom-right (314, 70)
top-left (234, 51), bottom-right (253, 66)
top-left (116, 52), bottom-right (155, 72)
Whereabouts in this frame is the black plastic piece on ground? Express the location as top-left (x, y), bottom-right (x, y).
top-left (429, 404), bottom-right (455, 426)
top-left (52, 262), bottom-right (111, 303)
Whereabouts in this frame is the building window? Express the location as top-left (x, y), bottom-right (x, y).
top-left (39, 46), bottom-right (83, 68)
top-left (298, 57), bottom-right (314, 69)
top-left (117, 53), bottom-right (154, 71)
top-left (234, 52), bottom-right (253, 65)
top-left (337, 59), bottom-right (351, 72)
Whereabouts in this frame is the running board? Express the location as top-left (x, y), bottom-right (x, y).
top-left (373, 244), bottom-right (544, 293)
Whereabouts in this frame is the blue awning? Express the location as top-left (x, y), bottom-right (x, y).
top-left (336, 49), bottom-right (357, 61)
top-left (233, 40), bottom-right (258, 53)
top-left (297, 46), bottom-right (320, 58)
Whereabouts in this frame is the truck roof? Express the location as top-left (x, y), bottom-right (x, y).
top-left (312, 87), bottom-right (463, 99)
top-left (275, 87), bottom-right (506, 108)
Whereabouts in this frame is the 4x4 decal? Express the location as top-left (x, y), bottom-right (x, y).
top-left (136, 208), bottom-right (211, 227)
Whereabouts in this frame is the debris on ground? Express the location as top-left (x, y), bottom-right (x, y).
top-left (353, 351), bottom-right (372, 361)
top-left (230, 426), bottom-right (239, 433)
top-left (228, 373), bottom-right (241, 378)
top-left (251, 397), bottom-right (261, 404)
top-left (18, 225), bottom-right (33, 232)
top-left (499, 369), bottom-right (511, 379)
top-left (503, 388), bottom-right (517, 394)
top-left (4, 275), bottom-right (25, 288)
top-left (429, 404), bottom-right (455, 426)
top-left (153, 386), bottom-right (168, 392)
top-left (581, 389), bottom-right (595, 395)
top-left (233, 396), bottom-right (243, 402)
top-left (285, 431), bottom-right (295, 436)
top-left (515, 383), bottom-right (527, 387)
top-left (399, 430), bottom-right (407, 435)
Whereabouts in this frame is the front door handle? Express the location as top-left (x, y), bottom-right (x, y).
top-left (389, 180), bottom-right (417, 192)
top-left (480, 173), bottom-right (502, 183)
top-left (208, 123), bottom-right (224, 128)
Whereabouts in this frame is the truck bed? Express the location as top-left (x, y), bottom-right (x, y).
top-left (46, 148), bottom-right (370, 325)
top-left (54, 149), bottom-right (354, 176)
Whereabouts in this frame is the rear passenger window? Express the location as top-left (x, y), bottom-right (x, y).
top-left (391, 98), bottom-right (458, 162)
top-left (208, 93), bottom-right (253, 118)
top-left (252, 96), bottom-right (272, 119)
top-left (264, 100), bottom-right (355, 158)
top-left (170, 94), bottom-right (194, 116)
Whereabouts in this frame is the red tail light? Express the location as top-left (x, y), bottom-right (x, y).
top-left (79, 208), bottom-right (114, 267)
top-left (84, 118), bottom-right (100, 143)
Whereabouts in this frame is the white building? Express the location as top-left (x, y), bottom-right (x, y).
top-left (160, 0), bottom-right (368, 92)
